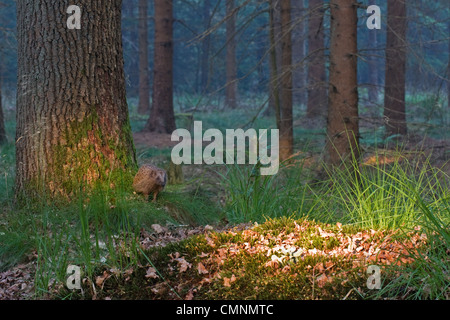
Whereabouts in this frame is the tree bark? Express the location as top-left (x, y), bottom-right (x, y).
top-left (279, 0), bottom-right (294, 162)
top-left (292, 0), bottom-right (307, 106)
top-left (306, 0), bottom-right (327, 119)
top-left (326, 0), bottom-right (360, 167)
top-left (266, 0), bottom-right (281, 121)
top-left (137, 0), bottom-right (150, 115)
top-left (367, 0), bottom-right (379, 104)
top-left (384, 0), bottom-right (407, 137)
top-left (225, 0), bottom-right (238, 109)
top-left (144, 0), bottom-right (176, 133)
top-left (15, 0), bottom-right (137, 197)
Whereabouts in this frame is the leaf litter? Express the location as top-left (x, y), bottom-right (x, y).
top-left (0, 219), bottom-right (431, 300)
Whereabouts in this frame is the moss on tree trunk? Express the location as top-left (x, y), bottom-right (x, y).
top-left (15, 0), bottom-right (137, 198)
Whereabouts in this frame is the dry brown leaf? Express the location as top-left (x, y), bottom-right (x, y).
top-left (223, 277), bottom-right (231, 287)
top-left (185, 289), bottom-right (194, 300)
top-left (197, 252), bottom-right (209, 258)
top-left (314, 262), bottom-right (325, 273)
top-left (176, 257), bottom-right (192, 273)
top-left (281, 265), bottom-right (291, 273)
top-left (223, 274), bottom-right (236, 287)
top-left (95, 271), bottom-right (109, 287)
top-left (151, 224), bottom-right (165, 234)
top-left (197, 262), bottom-right (209, 275)
top-left (316, 274), bottom-right (329, 288)
top-left (205, 234), bottom-right (216, 247)
top-left (145, 267), bottom-right (159, 279)
top-left (318, 227), bottom-right (335, 238)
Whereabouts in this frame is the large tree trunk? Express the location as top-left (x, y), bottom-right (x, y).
top-left (15, 0), bottom-right (137, 197)
top-left (225, 0), bottom-right (238, 109)
top-left (279, 0), bottom-right (294, 162)
top-left (144, 0), bottom-right (176, 133)
top-left (306, 0), bottom-right (327, 119)
top-left (384, 0), bottom-right (407, 137)
top-left (0, 80), bottom-right (6, 145)
top-left (326, 0), bottom-right (360, 167)
top-left (137, 0), bottom-right (150, 115)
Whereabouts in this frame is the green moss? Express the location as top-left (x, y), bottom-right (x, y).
top-left (32, 108), bottom-right (137, 198)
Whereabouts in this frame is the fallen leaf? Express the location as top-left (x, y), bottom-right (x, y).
top-left (281, 265), bottom-right (291, 273)
top-left (95, 271), bottom-right (109, 287)
top-left (205, 234), bottom-right (216, 247)
top-left (145, 267), bottom-right (159, 279)
top-left (318, 227), bottom-right (335, 238)
top-left (223, 277), bottom-right (231, 287)
top-left (176, 257), bottom-right (192, 273)
top-left (316, 274), bottom-right (329, 288)
top-left (197, 262), bottom-right (209, 275)
top-left (151, 224), bottom-right (165, 234)
top-left (185, 289), bottom-right (194, 300)
top-left (223, 274), bottom-right (236, 287)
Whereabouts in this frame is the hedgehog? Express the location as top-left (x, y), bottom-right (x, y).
top-left (132, 164), bottom-right (167, 202)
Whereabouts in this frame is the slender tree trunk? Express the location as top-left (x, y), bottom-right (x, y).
top-left (122, 0), bottom-right (139, 97)
top-left (200, 0), bottom-right (211, 93)
top-left (368, 29), bottom-right (379, 103)
top-left (144, 0), bottom-right (176, 133)
top-left (447, 21), bottom-right (450, 109)
top-left (292, 0), bottom-right (306, 106)
top-left (225, 0), bottom-right (238, 109)
top-left (326, 0), bottom-right (360, 167)
top-left (0, 36), bottom-right (6, 146)
top-left (279, 0), bottom-right (294, 161)
top-left (16, 0), bottom-right (136, 197)
top-left (367, 0), bottom-right (379, 104)
top-left (255, 39), bottom-right (266, 92)
top-left (0, 80), bottom-right (6, 145)
top-left (384, 0), bottom-right (407, 137)
top-left (137, 0), bottom-right (150, 115)
top-left (265, 0), bottom-right (280, 120)
top-left (306, 0), bottom-right (327, 119)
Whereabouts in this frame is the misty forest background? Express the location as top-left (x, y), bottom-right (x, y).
top-left (0, 0), bottom-right (449, 300)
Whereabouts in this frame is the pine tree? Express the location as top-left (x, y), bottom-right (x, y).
top-left (326, 0), bottom-right (360, 167)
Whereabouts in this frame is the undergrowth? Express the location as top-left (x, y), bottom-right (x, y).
top-left (1, 127), bottom-right (449, 299)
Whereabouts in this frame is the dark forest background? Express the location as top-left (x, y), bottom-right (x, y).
top-left (1, 0), bottom-right (448, 120)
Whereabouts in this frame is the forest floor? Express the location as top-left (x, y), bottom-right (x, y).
top-left (1, 105), bottom-right (449, 300)
top-left (0, 216), bottom-right (435, 300)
